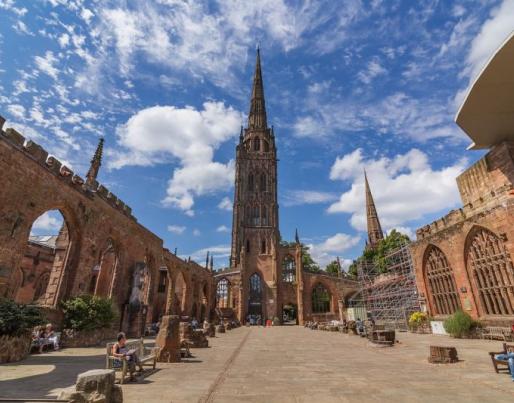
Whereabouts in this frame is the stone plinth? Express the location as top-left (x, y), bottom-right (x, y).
top-left (155, 315), bottom-right (181, 363)
top-left (203, 322), bottom-right (216, 338)
top-left (179, 322), bottom-right (208, 348)
top-left (428, 346), bottom-right (458, 363)
top-left (58, 369), bottom-right (123, 403)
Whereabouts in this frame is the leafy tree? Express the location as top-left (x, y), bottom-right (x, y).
top-left (280, 241), bottom-right (320, 273)
top-left (357, 229), bottom-right (411, 274)
top-left (325, 260), bottom-right (340, 277)
top-left (0, 299), bottom-right (45, 337)
top-left (348, 260), bottom-right (359, 279)
top-left (61, 295), bottom-right (118, 331)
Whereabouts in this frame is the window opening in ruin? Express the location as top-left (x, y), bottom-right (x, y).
top-left (282, 255), bottom-right (296, 283)
top-left (248, 272), bottom-right (263, 316)
top-left (312, 283), bottom-right (330, 313)
top-left (216, 278), bottom-right (231, 308)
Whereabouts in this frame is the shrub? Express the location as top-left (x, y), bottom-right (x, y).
top-left (408, 311), bottom-right (428, 330)
top-left (443, 310), bottom-right (474, 338)
top-left (0, 298), bottom-right (45, 337)
top-left (61, 295), bottom-right (117, 331)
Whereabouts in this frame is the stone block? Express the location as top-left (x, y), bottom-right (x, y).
top-left (155, 315), bottom-right (181, 362)
top-left (24, 140), bottom-right (48, 164)
top-left (4, 128), bottom-right (25, 147)
top-left (58, 369), bottom-right (122, 403)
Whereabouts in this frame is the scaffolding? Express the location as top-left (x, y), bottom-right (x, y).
top-left (351, 242), bottom-right (420, 330)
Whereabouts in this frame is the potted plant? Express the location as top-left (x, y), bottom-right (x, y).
top-left (408, 311), bottom-right (430, 333)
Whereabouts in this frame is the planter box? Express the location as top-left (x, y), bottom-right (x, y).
top-left (0, 333), bottom-right (31, 363)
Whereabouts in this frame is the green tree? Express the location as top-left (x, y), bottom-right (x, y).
top-left (348, 260), bottom-right (359, 279)
top-left (0, 299), bottom-right (45, 337)
top-left (280, 241), bottom-right (320, 272)
top-left (325, 260), bottom-right (340, 277)
top-left (61, 295), bottom-right (118, 331)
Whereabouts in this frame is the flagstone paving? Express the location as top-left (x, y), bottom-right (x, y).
top-left (1, 326), bottom-right (513, 402)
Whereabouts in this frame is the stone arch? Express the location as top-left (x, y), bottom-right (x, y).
top-left (282, 255), bottom-right (296, 283)
top-left (93, 238), bottom-right (119, 298)
top-left (311, 282), bottom-right (331, 314)
top-left (216, 277), bottom-right (232, 308)
top-left (15, 207), bottom-right (81, 306)
top-left (174, 270), bottom-right (187, 315)
top-left (423, 245), bottom-right (461, 315)
top-left (464, 225), bottom-right (514, 316)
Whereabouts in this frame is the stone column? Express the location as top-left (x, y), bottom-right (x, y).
top-left (295, 244), bottom-right (305, 325)
top-left (155, 315), bottom-right (181, 362)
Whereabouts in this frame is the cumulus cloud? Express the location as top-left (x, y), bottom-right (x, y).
top-left (31, 211), bottom-right (63, 234)
top-left (167, 225), bottom-right (186, 235)
top-left (217, 196), bottom-right (233, 211)
top-left (7, 104), bottom-right (25, 119)
top-left (307, 233), bottom-right (360, 269)
top-left (327, 148), bottom-right (467, 232)
top-left (34, 51), bottom-right (59, 80)
top-left (189, 244), bottom-right (231, 267)
top-left (216, 225), bottom-right (230, 233)
top-left (110, 102), bottom-right (242, 215)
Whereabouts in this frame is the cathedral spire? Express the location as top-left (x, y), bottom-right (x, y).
top-left (247, 47), bottom-right (267, 130)
top-left (86, 137), bottom-right (104, 187)
top-left (364, 170), bottom-right (384, 250)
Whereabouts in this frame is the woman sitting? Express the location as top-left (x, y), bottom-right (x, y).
top-left (44, 323), bottom-right (59, 351)
top-left (112, 332), bottom-right (140, 381)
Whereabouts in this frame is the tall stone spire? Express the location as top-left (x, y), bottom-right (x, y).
top-left (86, 137), bottom-right (104, 187)
top-left (247, 47), bottom-right (267, 130)
top-left (364, 170), bottom-right (384, 250)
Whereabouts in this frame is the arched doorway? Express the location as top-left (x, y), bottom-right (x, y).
top-left (465, 227), bottom-right (514, 315)
top-left (14, 209), bottom-right (72, 305)
top-left (282, 303), bottom-right (297, 324)
top-left (423, 245), bottom-right (461, 315)
top-left (248, 272), bottom-right (263, 317)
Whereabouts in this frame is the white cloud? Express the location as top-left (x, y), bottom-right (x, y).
top-left (327, 148), bottom-right (467, 232)
top-left (357, 59), bottom-right (387, 84)
top-left (218, 197), bottom-right (233, 211)
top-left (31, 211), bottom-right (63, 234)
top-left (167, 225), bottom-right (186, 235)
top-left (307, 233), bottom-right (360, 269)
top-left (193, 229), bottom-right (201, 236)
top-left (34, 51), bottom-right (59, 80)
top-left (58, 33), bottom-right (70, 48)
top-left (189, 244), bottom-right (231, 266)
top-left (110, 102), bottom-right (241, 215)
top-left (216, 225), bottom-right (230, 233)
top-left (12, 20), bottom-right (33, 36)
top-left (455, 1), bottom-right (514, 107)
top-left (7, 104), bottom-right (25, 119)
top-left (282, 190), bottom-right (338, 207)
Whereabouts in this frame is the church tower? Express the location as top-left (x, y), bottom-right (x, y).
top-left (364, 170), bottom-right (384, 250)
top-left (230, 48), bottom-right (280, 268)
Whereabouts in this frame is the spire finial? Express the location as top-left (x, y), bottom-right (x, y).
top-left (247, 47), bottom-right (267, 130)
top-left (205, 251), bottom-right (210, 269)
top-left (295, 228), bottom-right (300, 244)
top-left (364, 171), bottom-right (384, 250)
top-left (86, 137), bottom-right (104, 187)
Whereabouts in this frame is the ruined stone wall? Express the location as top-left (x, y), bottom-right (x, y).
top-left (0, 123), bottom-right (215, 335)
top-left (412, 142), bottom-right (514, 323)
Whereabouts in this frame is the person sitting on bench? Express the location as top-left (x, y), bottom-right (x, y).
top-left (495, 351), bottom-right (514, 381)
top-left (112, 332), bottom-right (140, 382)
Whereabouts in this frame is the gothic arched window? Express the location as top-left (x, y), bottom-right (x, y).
top-left (260, 173), bottom-right (266, 192)
top-left (248, 174), bottom-right (254, 191)
top-left (253, 137), bottom-right (260, 151)
top-left (312, 283), bottom-right (330, 313)
top-left (424, 246), bottom-right (460, 315)
top-left (466, 227), bottom-right (514, 315)
top-left (261, 205), bottom-right (268, 226)
top-left (216, 278), bottom-right (231, 308)
top-left (252, 206), bottom-right (260, 226)
top-left (282, 255), bottom-right (296, 283)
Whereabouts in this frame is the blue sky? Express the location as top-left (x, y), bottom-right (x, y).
top-left (2, 0), bottom-right (514, 270)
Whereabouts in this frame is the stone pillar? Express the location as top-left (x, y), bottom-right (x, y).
top-left (295, 245), bottom-right (305, 325)
top-left (155, 315), bottom-right (181, 362)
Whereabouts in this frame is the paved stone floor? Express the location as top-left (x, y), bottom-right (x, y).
top-left (1, 326), bottom-right (514, 402)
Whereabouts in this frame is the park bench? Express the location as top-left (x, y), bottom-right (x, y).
top-left (489, 343), bottom-right (514, 374)
top-left (30, 332), bottom-right (61, 353)
top-left (481, 326), bottom-right (513, 341)
top-left (106, 339), bottom-right (157, 384)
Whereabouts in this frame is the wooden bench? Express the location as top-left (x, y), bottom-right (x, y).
top-left (489, 343), bottom-right (514, 374)
top-left (481, 326), bottom-right (513, 341)
top-left (106, 339), bottom-right (157, 384)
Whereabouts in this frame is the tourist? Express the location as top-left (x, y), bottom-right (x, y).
top-left (494, 352), bottom-right (514, 382)
top-left (32, 326), bottom-right (45, 353)
top-left (151, 322), bottom-right (159, 334)
top-left (44, 323), bottom-right (59, 351)
top-left (112, 332), bottom-right (139, 382)
top-left (356, 318), bottom-right (364, 335)
top-left (191, 317), bottom-right (199, 330)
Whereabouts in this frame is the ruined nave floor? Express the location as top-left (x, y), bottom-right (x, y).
top-left (1, 326), bottom-right (514, 402)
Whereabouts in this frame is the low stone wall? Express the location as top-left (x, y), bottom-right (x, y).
top-left (61, 328), bottom-right (117, 348)
top-left (0, 332), bottom-right (31, 363)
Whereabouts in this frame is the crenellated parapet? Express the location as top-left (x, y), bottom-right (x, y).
top-left (0, 122), bottom-right (134, 221)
